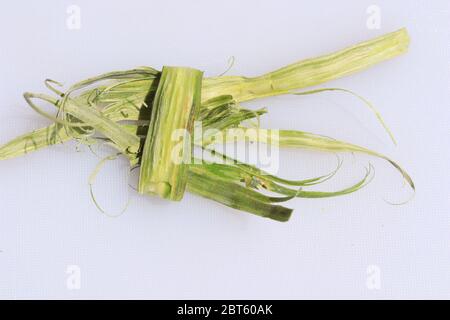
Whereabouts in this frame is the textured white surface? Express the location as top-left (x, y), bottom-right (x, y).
top-left (0, 0), bottom-right (449, 299)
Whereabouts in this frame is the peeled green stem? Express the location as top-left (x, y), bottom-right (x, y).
top-left (187, 165), bottom-right (293, 222)
top-left (202, 28), bottom-right (409, 102)
top-left (138, 66), bottom-right (203, 200)
top-left (0, 124), bottom-right (67, 160)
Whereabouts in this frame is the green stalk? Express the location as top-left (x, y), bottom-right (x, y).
top-left (187, 164), bottom-right (293, 222)
top-left (202, 28), bottom-right (409, 102)
top-left (138, 66), bottom-right (203, 200)
top-left (0, 124), bottom-right (67, 160)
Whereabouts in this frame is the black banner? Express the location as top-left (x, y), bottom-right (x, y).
top-left (0, 300), bottom-right (443, 317)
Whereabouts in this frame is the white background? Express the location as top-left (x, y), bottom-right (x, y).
top-left (0, 0), bottom-right (449, 299)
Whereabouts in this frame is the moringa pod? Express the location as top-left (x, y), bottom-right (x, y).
top-left (138, 66), bottom-right (203, 201)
